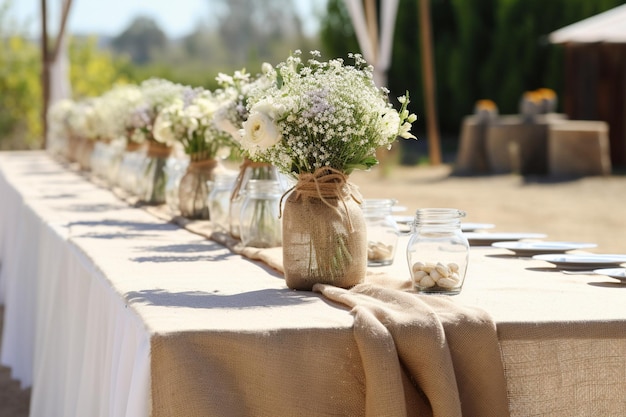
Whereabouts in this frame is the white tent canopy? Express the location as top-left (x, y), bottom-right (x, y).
top-left (549, 4), bottom-right (626, 44)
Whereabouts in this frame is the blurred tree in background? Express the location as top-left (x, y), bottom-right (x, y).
top-left (111, 16), bottom-right (167, 65)
top-left (70, 37), bottom-right (132, 99)
top-left (0, 26), bottom-right (130, 149)
top-left (319, 0), bottom-right (626, 163)
top-left (0, 0), bottom-right (41, 149)
top-left (2, 0), bottom-right (626, 154)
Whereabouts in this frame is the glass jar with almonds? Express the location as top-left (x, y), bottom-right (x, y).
top-left (406, 208), bottom-right (469, 295)
top-left (362, 199), bottom-right (400, 266)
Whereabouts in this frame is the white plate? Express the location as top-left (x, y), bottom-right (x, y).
top-left (492, 241), bottom-right (597, 256)
top-left (464, 232), bottom-right (546, 246)
top-left (461, 223), bottom-right (495, 232)
top-left (532, 254), bottom-right (626, 270)
top-left (593, 268), bottom-right (626, 283)
top-left (392, 215), bottom-right (414, 225)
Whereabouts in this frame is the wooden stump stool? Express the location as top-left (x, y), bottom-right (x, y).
top-left (454, 116), bottom-right (489, 175)
top-left (485, 116), bottom-right (550, 175)
top-left (548, 120), bottom-right (612, 177)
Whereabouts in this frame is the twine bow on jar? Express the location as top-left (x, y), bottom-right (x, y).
top-left (281, 167), bottom-right (362, 232)
top-left (230, 159), bottom-right (274, 202)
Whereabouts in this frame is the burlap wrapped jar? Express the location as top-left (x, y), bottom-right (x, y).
top-left (282, 168), bottom-right (367, 291)
top-left (178, 157), bottom-right (220, 220)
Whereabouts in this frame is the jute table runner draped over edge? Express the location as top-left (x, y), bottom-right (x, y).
top-left (314, 282), bottom-right (511, 417)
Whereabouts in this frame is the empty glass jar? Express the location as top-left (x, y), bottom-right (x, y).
top-left (164, 157), bottom-right (189, 215)
top-left (362, 199), bottom-right (400, 266)
top-left (207, 171), bottom-right (238, 232)
top-left (229, 160), bottom-right (281, 239)
top-left (406, 208), bottom-right (469, 295)
top-left (239, 179), bottom-right (283, 248)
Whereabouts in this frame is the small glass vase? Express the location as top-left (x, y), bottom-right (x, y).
top-left (229, 159), bottom-right (281, 239)
top-left (406, 208), bottom-right (469, 295)
top-left (282, 170), bottom-right (367, 291)
top-left (239, 179), bottom-right (283, 248)
top-left (76, 137), bottom-right (95, 171)
top-left (208, 171), bottom-right (238, 232)
top-left (178, 158), bottom-right (220, 220)
top-left (104, 138), bottom-right (126, 187)
top-left (362, 199), bottom-right (400, 266)
top-left (117, 141), bottom-right (146, 193)
top-left (138, 142), bottom-right (172, 205)
top-left (164, 157), bottom-right (189, 216)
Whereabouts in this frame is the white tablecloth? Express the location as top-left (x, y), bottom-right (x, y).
top-left (1, 151), bottom-right (625, 417)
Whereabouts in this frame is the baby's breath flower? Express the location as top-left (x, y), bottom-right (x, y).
top-left (240, 51), bottom-right (417, 177)
top-left (153, 88), bottom-right (235, 160)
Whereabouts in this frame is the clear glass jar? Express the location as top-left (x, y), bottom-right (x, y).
top-left (177, 158), bottom-right (219, 219)
top-left (117, 141), bottom-right (145, 194)
top-left (137, 142), bottom-right (173, 205)
top-left (406, 208), bottom-right (469, 295)
top-left (362, 199), bottom-right (400, 266)
top-left (207, 171), bottom-right (238, 232)
top-left (239, 179), bottom-right (282, 248)
top-left (229, 161), bottom-right (281, 239)
top-left (164, 157), bottom-right (189, 215)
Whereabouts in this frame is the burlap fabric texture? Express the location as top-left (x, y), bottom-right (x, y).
top-left (314, 282), bottom-right (511, 417)
top-left (282, 168), bottom-right (367, 291)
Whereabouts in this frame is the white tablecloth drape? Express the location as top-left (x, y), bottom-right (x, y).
top-left (0, 152), bottom-right (151, 415)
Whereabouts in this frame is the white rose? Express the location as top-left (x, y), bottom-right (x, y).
top-left (242, 111), bottom-right (282, 152)
top-left (153, 112), bottom-right (175, 145)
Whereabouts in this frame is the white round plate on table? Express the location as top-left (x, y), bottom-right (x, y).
top-left (532, 254), bottom-right (626, 270)
top-left (461, 223), bottom-right (495, 232)
top-left (492, 241), bottom-right (597, 256)
top-left (593, 268), bottom-right (626, 283)
top-left (392, 215), bottom-right (414, 225)
top-left (464, 232), bottom-right (546, 246)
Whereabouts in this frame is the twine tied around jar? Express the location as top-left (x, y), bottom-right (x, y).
top-left (280, 167), bottom-right (362, 232)
top-left (230, 159), bottom-right (273, 202)
top-left (124, 140), bottom-right (144, 152)
top-left (187, 158), bottom-right (218, 173)
top-left (146, 142), bottom-right (173, 159)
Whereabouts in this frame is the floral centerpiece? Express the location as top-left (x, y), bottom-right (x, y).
top-left (127, 78), bottom-right (189, 204)
top-left (212, 67), bottom-right (283, 239)
top-left (241, 50), bottom-right (416, 290)
top-left (65, 99), bottom-right (102, 169)
top-left (153, 87), bottom-right (235, 219)
top-left (47, 98), bottom-right (75, 159)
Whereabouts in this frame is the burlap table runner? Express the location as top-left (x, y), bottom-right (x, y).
top-left (314, 281), bottom-right (511, 417)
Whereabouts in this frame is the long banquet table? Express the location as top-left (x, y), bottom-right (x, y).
top-left (0, 150), bottom-right (625, 417)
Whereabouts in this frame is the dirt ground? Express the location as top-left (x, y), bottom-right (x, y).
top-left (1, 162), bottom-right (625, 416)
top-left (0, 307), bottom-right (30, 417)
top-left (351, 164), bottom-right (626, 254)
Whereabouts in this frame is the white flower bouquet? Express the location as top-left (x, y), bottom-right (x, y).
top-left (212, 69), bottom-right (253, 140)
top-left (153, 87), bottom-right (236, 219)
top-left (127, 78), bottom-right (189, 145)
top-left (212, 67), bottom-right (284, 239)
top-left (241, 50), bottom-right (416, 177)
top-left (153, 88), bottom-right (235, 161)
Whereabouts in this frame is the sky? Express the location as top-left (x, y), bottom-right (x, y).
top-left (11, 0), bottom-right (328, 38)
